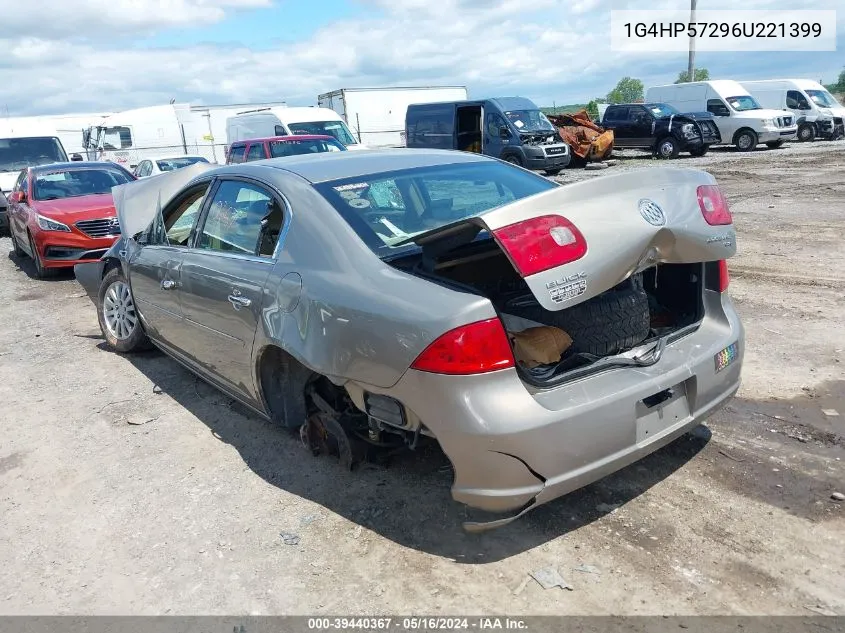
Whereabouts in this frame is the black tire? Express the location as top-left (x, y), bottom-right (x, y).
top-left (734, 129), bottom-right (758, 151)
top-left (689, 145), bottom-right (709, 157)
top-left (797, 123), bottom-right (815, 142)
top-left (10, 230), bottom-right (25, 257)
top-left (28, 232), bottom-right (55, 279)
top-left (544, 168), bottom-right (562, 176)
top-left (656, 137), bottom-right (679, 159)
top-left (504, 154), bottom-right (523, 167)
top-left (766, 140), bottom-right (785, 149)
top-left (97, 267), bottom-right (151, 353)
top-left (508, 275), bottom-right (650, 356)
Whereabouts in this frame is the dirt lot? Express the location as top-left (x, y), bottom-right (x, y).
top-left (0, 141), bottom-right (843, 615)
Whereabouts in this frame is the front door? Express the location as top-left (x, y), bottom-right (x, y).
top-left (483, 111), bottom-right (509, 159)
top-left (604, 106), bottom-right (631, 146)
top-left (627, 106), bottom-right (655, 147)
top-left (178, 178), bottom-right (284, 399)
top-left (128, 181), bottom-right (212, 351)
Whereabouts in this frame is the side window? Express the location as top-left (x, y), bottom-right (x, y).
top-left (628, 107), bottom-right (649, 122)
top-left (197, 181), bottom-right (283, 257)
top-left (786, 90), bottom-right (810, 110)
top-left (102, 126), bottom-right (133, 149)
top-left (606, 106), bottom-right (628, 122)
top-left (228, 145), bottom-right (246, 164)
top-left (274, 125), bottom-right (286, 136)
top-left (149, 184), bottom-right (210, 246)
top-left (485, 112), bottom-right (508, 137)
top-left (707, 99), bottom-right (730, 117)
top-left (12, 170), bottom-right (27, 192)
top-left (136, 161), bottom-right (150, 177)
top-left (246, 143), bottom-right (265, 162)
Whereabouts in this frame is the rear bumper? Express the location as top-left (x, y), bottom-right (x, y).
top-left (361, 291), bottom-right (744, 529)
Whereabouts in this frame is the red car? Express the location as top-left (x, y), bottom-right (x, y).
top-left (226, 134), bottom-right (346, 164)
top-left (6, 162), bottom-right (135, 278)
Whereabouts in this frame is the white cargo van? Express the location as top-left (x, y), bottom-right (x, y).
top-left (225, 107), bottom-right (366, 150)
top-left (646, 80), bottom-right (798, 150)
top-left (740, 79), bottom-right (845, 142)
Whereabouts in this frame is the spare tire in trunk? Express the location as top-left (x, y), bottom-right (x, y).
top-left (504, 274), bottom-right (650, 357)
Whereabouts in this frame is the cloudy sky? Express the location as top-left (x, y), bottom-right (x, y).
top-left (1, 0), bottom-right (842, 116)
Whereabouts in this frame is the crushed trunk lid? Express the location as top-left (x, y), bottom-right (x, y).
top-left (404, 167), bottom-right (736, 312)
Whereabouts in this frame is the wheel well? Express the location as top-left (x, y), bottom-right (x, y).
top-left (102, 257), bottom-right (121, 278)
top-left (732, 127), bottom-right (757, 144)
top-left (257, 345), bottom-right (317, 428)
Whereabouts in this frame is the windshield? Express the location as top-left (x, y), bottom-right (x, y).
top-left (647, 103), bottom-right (680, 117)
top-left (0, 137), bottom-right (68, 173)
top-left (314, 161), bottom-right (557, 258)
top-left (287, 121), bottom-right (358, 146)
top-left (806, 89), bottom-right (840, 108)
top-left (726, 95), bottom-right (762, 111)
top-left (269, 138), bottom-right (346, 157)
top-left (33, 167), bottom-right (133, 201)
top-left (156, 157), bottom-right (209, 172)
top-left (503, 109), bottom-right (555, 132)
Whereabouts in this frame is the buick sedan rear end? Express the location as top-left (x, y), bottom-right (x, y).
top-left (79, 151), bottom-right (743, 530)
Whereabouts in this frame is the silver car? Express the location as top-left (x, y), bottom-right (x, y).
top-left (74, 150), bottom-right (744, 531)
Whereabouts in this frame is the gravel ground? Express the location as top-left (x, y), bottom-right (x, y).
top-left (0, 140), bottom-right (843, 615)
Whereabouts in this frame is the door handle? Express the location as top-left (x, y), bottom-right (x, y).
top-left (228, 294), bottom-right (252, 309)
top-left (161, 279), bottom-right (176, 290)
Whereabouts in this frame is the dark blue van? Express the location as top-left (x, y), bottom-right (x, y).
top-left (405, 97), bottom-right (571, 175)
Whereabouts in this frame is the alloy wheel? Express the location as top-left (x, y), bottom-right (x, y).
top-left (102, 280), bottom-right (138, 340)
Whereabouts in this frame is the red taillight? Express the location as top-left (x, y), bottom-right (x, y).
top-left (492, 214), bottom-right (587, 277)
top-left (411, 318), bottom-right (515, 375)
top-left (697, 185), bottom-right (732, 226)
top-left (718, 259), bottom-right (730, 292)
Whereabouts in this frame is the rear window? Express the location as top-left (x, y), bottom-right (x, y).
top-left (156, 156), bottom-right (208, 171)
top-left (269, 138), bottom-right (345, 157)
top-left (314, 161), bottom-right (557, 258)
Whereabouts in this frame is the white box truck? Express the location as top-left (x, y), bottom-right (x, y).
top-left (318, 86), bottom-right (469, 148)
top-left (646, 80), bottom-right (798, 150)
top-left (740, 79), bottom-right (845, 141)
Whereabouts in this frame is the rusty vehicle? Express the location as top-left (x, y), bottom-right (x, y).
top-left (547, 110), bottom-right (614, 164)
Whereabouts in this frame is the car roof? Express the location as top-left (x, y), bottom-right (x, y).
top-left (230, 134), bottom-right (336, 145)
top-left (29, 161), bottom-right (129, 172)
top-left (146, 155), bottom-right (207, 161)
top-left (255, 148), bottom-right (492, 184)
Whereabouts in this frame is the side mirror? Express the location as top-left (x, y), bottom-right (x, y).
top-left (800, 103), bottom-right (812, 110)
top-left (71, 153), bottom-right (83, 161)
top-left (499, 126), bottom-right (511, 139)
top-left (9, 191), bottom-right (26, 204)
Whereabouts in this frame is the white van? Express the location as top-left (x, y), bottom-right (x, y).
top-left (225, 107), bottom-right (367, 150)
top-left (740, 79), bottom-right (845, 142)
top-left (646, 80), bottom-right (798, 150)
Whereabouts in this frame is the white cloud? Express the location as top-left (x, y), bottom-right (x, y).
top-left (0, 0), bottom-right (841, 116)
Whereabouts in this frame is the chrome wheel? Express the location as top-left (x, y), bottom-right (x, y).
top-left (102, 280), bottom-right (137, 340)
top-left (659, 140), bottom-right (675, 157)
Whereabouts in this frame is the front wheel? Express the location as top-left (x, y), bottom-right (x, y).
top-left (29, 233), bottom-right (55, 279)
top-left (797, 123), bottom-right (815, 142)
top-left (689, 145), bottom-right (709, 157)
top-left (766, 140), bottom-right (785, 149)
top-left (97, 267), bottom-right (150, 353)
top-left (656, 137), bottom-right (679, 159)
top-left (504, 154), bottom-right (523, 167)
top-left (544, 168), bottom-right (562, 176)
top-left (10, 229), bottom-right (26, 257)
top-left (735, 130), bottom-right (758, 151)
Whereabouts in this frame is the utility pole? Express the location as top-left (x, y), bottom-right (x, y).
top-left (687, 0), bottom-right (698, 82)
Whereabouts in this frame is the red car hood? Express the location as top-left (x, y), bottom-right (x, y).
top-left (32, 194), bottom-right (116, 223)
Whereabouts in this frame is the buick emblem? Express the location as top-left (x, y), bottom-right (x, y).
top-left (638, 199), bottom-right (666, 226)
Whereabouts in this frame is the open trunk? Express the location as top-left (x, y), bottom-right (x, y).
top-left (391, 238), bottom-right (707, 385)
top-left (387, 168), bottom-right (735, 385)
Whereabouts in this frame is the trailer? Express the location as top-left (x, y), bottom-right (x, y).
top-left (318, 86), bottom-right (469, 148)
top-left (85, 101), bottom-right (287, 166)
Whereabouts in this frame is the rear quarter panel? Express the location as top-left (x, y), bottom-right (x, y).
top-left (253, 169), bottom-right (495, 389)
